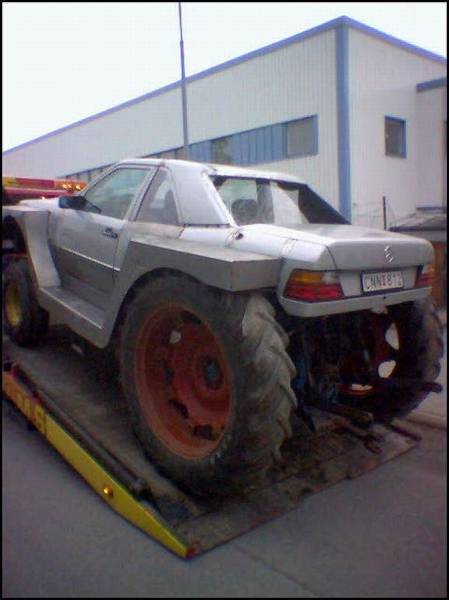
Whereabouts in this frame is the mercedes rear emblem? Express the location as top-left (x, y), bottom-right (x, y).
top-left (384, 245), bottom-right (394, 263)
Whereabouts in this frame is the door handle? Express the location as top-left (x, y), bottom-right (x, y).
top-left (102, 227), bottom-right (118, 239)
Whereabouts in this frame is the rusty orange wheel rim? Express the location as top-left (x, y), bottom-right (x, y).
top-left (340, 311), bottom-right (399, 398)
top-left (5, 281), bottom-right (22, 327)
top-left (134, 305), bottom-right (231, 459)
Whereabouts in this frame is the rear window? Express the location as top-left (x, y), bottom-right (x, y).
top-left (210, 176), bottom-right (347, 226)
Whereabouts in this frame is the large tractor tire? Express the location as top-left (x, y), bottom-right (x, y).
top-left (3, 258), bottom-right (49, 347)
top-left (119, 275), bottom-right (297, 496)
top-left (340, 297), bottom-right (443, 422)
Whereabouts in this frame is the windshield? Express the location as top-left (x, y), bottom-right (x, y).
top-left (210, 176), bottom-right (348, 227)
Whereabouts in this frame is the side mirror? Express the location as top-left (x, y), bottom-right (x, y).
top-left (59, 195), bottom-right (86, 210)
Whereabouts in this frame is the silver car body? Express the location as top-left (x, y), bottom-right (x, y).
top-left (3, 158), bottom-right (433, 348)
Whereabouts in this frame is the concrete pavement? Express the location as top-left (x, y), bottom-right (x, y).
top-left (2, 400), bottom-right (446, 598)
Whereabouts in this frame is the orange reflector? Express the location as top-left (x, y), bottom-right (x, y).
top-left (102, 485), bottom-right (114, 498)
top-left (53, 179), bottom-right (86, 190)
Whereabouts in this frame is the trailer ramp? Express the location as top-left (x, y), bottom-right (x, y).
top-left (2, 327), bottom-right (420, 559)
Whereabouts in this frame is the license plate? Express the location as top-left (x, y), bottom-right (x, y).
top-left (362, 271), bottom-right (403, 293)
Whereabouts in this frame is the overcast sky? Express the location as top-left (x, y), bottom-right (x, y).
top-left (2, 2), bottom-right (447, 151)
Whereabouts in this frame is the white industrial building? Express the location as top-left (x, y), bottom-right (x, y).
top-left (3, 16), bottom-right (447, 228)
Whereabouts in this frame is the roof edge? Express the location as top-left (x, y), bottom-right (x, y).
top-left (417, 77), bottom-right (447, 92)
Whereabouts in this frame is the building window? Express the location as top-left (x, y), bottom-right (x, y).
top-left (233, 124), bottom-right (284, 166)
top-left (385, 117), bottom-right (406, 158)
top-left (212, 136), bottom-right (233, 164)
top-left (286, 116), bottom-right (318, 158)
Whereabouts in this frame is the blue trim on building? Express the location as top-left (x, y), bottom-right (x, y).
top-left (416, 77), bottom-right (447, 92)
top-left (336, 24), bottom-right (352, 222)
top-left (4, 16), bottom-right (446, 157)
top-left (272, 124), bottom-right (284, 161)
top-left (189, 140), bottom-right (212, 162)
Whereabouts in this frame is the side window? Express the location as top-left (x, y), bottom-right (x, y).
top-left (136, 169), bottom-right (179, 225)
top-left (83, 168), bottom-right (152, 219)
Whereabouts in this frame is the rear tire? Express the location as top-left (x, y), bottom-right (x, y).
top-left (341, 298), bottom-right (444, 422)
top-left (119, 275), bottom-right (297, 496)
top-left (3, 258), bottom-right (49, 346)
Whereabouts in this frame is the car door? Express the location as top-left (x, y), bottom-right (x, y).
top-left (53, 166), bottom-right (155, 308)
top-left (114, 166), bottom-right (184, 270)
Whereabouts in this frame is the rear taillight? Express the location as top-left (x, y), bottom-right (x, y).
top-left (283, 270), bottom-right (344, 302)
top-left (415, 264), bottom-right (434, 287)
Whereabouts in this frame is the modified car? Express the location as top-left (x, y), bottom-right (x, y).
top-left (3, 159), bottom-right (443, 495)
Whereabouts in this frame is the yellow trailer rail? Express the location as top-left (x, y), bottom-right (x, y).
top-left (3, 366), bottom-right (192, 558)
top-left (2, 330), bottom-right (421, 559)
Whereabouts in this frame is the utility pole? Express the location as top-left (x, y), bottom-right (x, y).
top-left (178, 2), bottom-right (189, 158)
top-left (382, 195), bottom-right (387, 230)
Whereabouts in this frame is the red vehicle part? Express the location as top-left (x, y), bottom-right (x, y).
top-left (134, 305), bottom-right (231, 459)
top-left (2, 176), bottom-right (86, 204)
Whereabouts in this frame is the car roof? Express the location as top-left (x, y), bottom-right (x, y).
top-left (117, 158), bottom-right (304, 185)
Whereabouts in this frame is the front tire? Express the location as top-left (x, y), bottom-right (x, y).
top-left (119, 275), bottom-right (297, 496)
top-left (3, 258), bottom-right (49, 346)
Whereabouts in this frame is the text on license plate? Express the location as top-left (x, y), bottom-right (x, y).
top-left (362, 271), bottom-right (403, 293)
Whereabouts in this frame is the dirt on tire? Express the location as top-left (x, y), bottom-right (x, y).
top-left (119, 275), bottom-right (297, 497)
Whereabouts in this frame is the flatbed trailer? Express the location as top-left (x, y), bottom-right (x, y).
top-left (2, 326), bottom-right (421, 559)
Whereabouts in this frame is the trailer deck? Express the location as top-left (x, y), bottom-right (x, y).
top-left (2, 326), bottom-right (420, 559)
